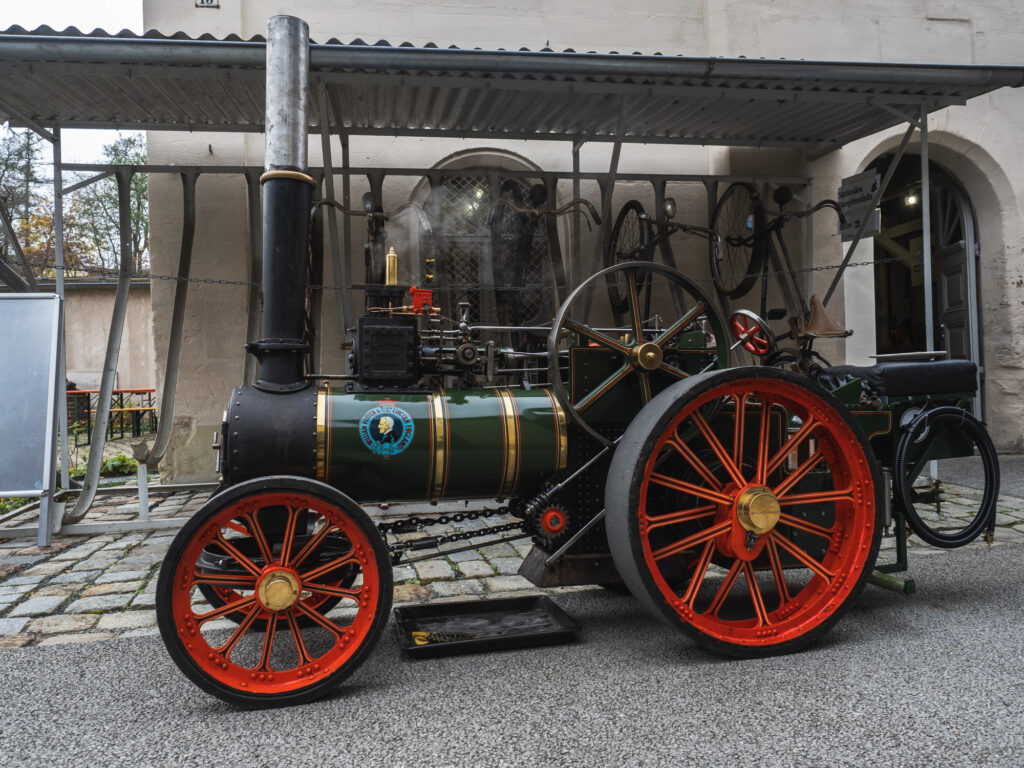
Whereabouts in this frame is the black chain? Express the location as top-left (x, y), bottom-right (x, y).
top-left (378, 508), bottom-right (525, 563)
top-left (19, 256), bottom-right (897, 292)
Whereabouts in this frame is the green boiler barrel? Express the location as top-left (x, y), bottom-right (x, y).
top-left (315, 387), bottom-right (567, 502)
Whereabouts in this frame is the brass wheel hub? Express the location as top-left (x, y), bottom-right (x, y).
top-left (257, 569), bottom-right (301, 612)
top-left (735, 485), bottom-right (781, 535)
top-left (631, 341), bottom-right (664, 371)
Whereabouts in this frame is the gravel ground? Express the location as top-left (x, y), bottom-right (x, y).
top-left (1, 543), bottom-right (1022, 768)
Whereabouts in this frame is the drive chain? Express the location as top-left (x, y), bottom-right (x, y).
top-left (378, 508), bottom-right (526, 563)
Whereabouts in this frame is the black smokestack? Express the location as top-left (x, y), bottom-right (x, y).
top-left (250, 15), bottom-right (314, 392)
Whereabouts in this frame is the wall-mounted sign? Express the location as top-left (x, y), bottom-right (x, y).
top-left (196, 0), bottom-right (220, 7)
top-left (838, 170), bottom-right (881, 241)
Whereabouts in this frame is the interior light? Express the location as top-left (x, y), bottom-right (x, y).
top-left (904, 194), bottom-right (919, 206)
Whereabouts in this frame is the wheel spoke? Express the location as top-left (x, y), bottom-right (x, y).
top-left (295, 601), bottom-right (347, 639)
top-left (301, 552), bottom-right (358, 583)
top-left (564, 318), bottom-right (630, 355)
top-left (777, 488), bottom-right (853, 507)
top-left (575, 363), bottom-right (633, 412)
top-left (279, 505), bottom-right (301, 567)
top-left (770, 531), bottom-right (835, 581)
top-left (242, 512), bottom-right (275, 566)
top-left (649, 471), bottom-right (733, 505)
top-left (732, 393), bottom-right (750, 470)
top-left (644, 503), bottom-right (717, 531)
top-left (214, 603), bottom-right (261, 657)
top-left (212, 535), bottom-right (262, 578)
top-left (196, 595), bottom-right (257, 625)
top-left (692, 410), bottom-right (745, 488)
top-left (743, 561), bottom-right (771, 627)
top-left (284, 609), bottom-right (314, 666)
top-left (652, 520), bottom-right (731, 562)
top-left (772, 449), bottom-right (826, 498)
top-left (666, 434), bottom-right (724, 491)
top-left (291, 522), bottom-right (339, 570)
top-left (640, 372), bottom-right (652, 404)
top-left (654, 303), bottom-right (706, 348)
top-left (256, 613), bottom-right (278, 672)
top-left (705, 559), bottom-right (743, 617)
top-left (777, 512), bottom-right (834, 539)
top-left (755, 400), bottom-right (771, 484)
top-left (765, 417), bottom-right (818, 479)
top-left (766, 537), bottom-right (792, 605)
top-left (626, 269), bottom-right (644, 340)
top-left (192, 571), bottom-right (258, 589)
top-left (304, 582), bottom-right (362, 602)
top-left (680, 540), bottom-right (716, 606)
top-left (658, 362), bottom-right (689, 380)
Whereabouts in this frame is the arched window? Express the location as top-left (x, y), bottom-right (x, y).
top-left (423, 171), bottom-right (559, 338)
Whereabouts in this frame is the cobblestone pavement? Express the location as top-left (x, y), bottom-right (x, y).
top-left (1, 481), bottom-right (1023, 649)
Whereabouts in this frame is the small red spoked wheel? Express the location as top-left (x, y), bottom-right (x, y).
top-left (606, 367), bottom-right (882, 656)
top-left (729, 309), bottom-right (775, 357)
top-left (156, 476), bottom-right (392, 708)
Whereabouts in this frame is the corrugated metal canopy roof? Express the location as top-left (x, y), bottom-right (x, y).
top-left (1, 25), bottom-right (1022, 154)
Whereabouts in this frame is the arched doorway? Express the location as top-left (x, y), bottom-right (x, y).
top-left (868, 154), bottom-right (982, 411)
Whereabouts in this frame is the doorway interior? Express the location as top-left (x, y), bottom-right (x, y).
top-left (868, 153), bottom-right (982, 413)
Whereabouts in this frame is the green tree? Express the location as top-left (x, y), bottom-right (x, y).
top-left (19, 195), bottom-right (99, 277)
top-left (72, 133), bottom-right (149, 274)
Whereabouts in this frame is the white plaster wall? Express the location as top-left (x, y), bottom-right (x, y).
top-left (144, 0), bottom-right (1024, 479)
top-left (64, 283), bottom-right (156, 391)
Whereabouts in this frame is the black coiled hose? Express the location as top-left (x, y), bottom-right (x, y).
top-left (892, 405), bottom-right (999, 548)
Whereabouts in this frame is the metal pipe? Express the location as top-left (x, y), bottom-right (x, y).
top-left (920, 107), bottom-right (935, 352)
top-left (265, 17), bottom-right (309, 172)
top-left (53, 127), bottom-right (69, 492)
top-left (822, 119), bottom-right (917, 306)
top-left (243, 169), bottom-right (262, 385)
top-left (572, 140), bottom-right (582, 287)
top-left (318, 86), bottom-right (346, 340)
top-left (252, 16), bottom-right (313, 392)
top-left (66, 168), bottom-right (135, 524)
top-left (137, 171), bottom-right (197, 467)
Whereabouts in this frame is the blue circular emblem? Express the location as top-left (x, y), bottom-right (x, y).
top-left (359, 403), bottom-right (414, 457)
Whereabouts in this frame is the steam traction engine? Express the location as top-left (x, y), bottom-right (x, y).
top-left (155, 17), bottom-right (999, 707)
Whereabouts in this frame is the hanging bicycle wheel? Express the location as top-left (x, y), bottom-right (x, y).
top-left (156, 476), bottom-right (392, 708)
top-left (710, 183), bottom-right (768, 299)
top-left (605, 200), bottom-right (650, 317)
top-left (606, 367), bottom-right (883, 657)
top-left (892, 406), bottom-right (999, 548)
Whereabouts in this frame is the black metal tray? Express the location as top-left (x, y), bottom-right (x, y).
top-left (393, 595), bottom-right (579, 658)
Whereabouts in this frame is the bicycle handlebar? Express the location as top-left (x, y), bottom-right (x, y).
top-left (768, 198), bottom-right (846, 229)
top-left (488, 197), bottom-right (602, 226)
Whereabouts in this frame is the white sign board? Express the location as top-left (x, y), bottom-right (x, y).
top-left (0, 294), bottom-right (62, 496)
top-left (838, 170), bottom-right (881, 241)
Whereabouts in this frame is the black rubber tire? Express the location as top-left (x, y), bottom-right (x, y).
top-left (605, 200), bottom-right (650, 315)
top-left (710, 183), bottom-right (768, 299)
top-left (605, 366), bottom-right (883, 658)
top-left (156, 476), bottom-right (393, 709)
top-left (892, 406), bottom-right (999, 548)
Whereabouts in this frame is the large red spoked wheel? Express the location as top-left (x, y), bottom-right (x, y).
top-left (606, 367), bottom-right (882, 656)
top-left (156, 476), bottom-right (392, 708)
